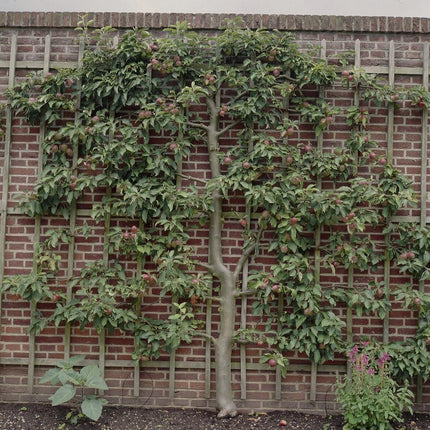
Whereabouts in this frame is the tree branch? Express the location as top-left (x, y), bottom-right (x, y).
top-left (234, 289), bottom-right (256, 298)
top-left (193, 330), bottom-right (216, 344)
top-left (186, 120), bottom-right (209, 131)
top-left (177, 173), bottom-right (207, 185)
top-left (216, 120), bottom-right (242, 138)
top-left (192, 260), bottom-right (214, 271)
top-left (233, 223), bottom-right (266, 282)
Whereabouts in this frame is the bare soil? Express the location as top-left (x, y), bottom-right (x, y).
top-left (0, 403), bottom-right (429, 429)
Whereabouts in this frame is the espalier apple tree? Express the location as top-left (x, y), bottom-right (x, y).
top-left (3, 19), bottom-right (429, 418)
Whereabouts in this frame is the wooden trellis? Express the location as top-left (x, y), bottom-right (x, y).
top-left (0, 32), bottom-right (429, 408)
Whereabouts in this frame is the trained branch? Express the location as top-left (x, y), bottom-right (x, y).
top-left (186, 120), bottom-right (209, 131)
top-left (177, 173), bottom-right (207, 185)
top-left (216, 119), bottom-right (242, 137)
top-left (233, 222), bottom-right (266, 282)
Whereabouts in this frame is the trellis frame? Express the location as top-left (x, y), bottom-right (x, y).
top-left (0, 31), bottom-right (428, 408)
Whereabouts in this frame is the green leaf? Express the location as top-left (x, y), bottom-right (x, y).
top-left (80, 365), bottom-right (108, 390)
top-left (81, 395), bottom-right (107, 421)
top-left (59, 369), bottom-right (82, 386)
top-left (40, 368), bottom-right (61, 385)
top-left (49, 383), bottom-right (76, 406)
top-left (56, 354), bottom-right (85, 369)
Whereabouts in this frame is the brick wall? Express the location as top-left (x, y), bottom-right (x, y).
top-left (0, 12), bottom-right (429, 415)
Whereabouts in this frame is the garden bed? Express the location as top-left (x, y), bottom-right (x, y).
top-left (0, 403), bottom-right (429, 429)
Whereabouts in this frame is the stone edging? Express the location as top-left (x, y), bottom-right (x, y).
top-left (0, 11), bottom-right (429, 33)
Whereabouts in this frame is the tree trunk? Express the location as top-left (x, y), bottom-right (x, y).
top-left (214, 272), bottom-right (238, 418)
top-left (205, 97), bottom-right (238, 417)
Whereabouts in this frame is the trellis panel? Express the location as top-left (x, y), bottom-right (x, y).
top-left (0, 26), bottom-right (428, 413)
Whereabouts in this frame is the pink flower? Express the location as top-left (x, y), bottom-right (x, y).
top-left (377, 352), bottom-right (390, 368)
top-left (362, 341), bottom-right (370, 347)
top-left (361, 354), bottom-right (369, 367)
top-left (348, 345), bottom-right (359, 361)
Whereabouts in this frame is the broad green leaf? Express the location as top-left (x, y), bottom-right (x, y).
top-left (82, 395), bottom-right (108, 421)
top-left (80, 365), bottom-right (108, 390)
top-left (56, 354), bottom-right (85, 369)
top-left (59, 369), bottom-right (82, 386)
top-left (40, 368), bottom-right (61, 385)
top-left (49, 383), bottom-right (76, 406)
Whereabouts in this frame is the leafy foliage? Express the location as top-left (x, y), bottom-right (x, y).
top-left (336, 342), bottom-right (414, 430)
top-left (2, 17), bottom-right (429, 415)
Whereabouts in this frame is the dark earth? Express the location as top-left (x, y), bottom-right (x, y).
top-left (0, 403), bottom-right (429, 430)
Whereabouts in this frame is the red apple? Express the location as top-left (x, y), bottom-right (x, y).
top-left (52, 293), bottom-right (61, 302)
top-left (304, 307), bottom-right (313, 316)
top-left (375, 288), bottom-right (384, 299)
top-left (279, 419), bottom-right (287, 426)
top-left (242, 161), bottom-right (251, 169)
top-left (341, 70), bottom-right (350, 77)
top-left (240, 219), bottom-right (248, 227)
top-left (131, 225), bottom-right (138, 234)
top-left (268, 358), bottom-right (277, 367)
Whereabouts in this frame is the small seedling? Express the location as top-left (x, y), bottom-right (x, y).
top-left (41, 355), bottom-right (108, 422)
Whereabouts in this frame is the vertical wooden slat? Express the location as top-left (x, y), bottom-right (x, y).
top-left (346, 39), bottom-right (361, 378)
top-left (274, 71), bottom-right (293, 400)
top-left (386, 40), bottom-right (395, 165)
top-left (419, 42), bottom-right (429, 229)
top-left (133, 219), bottom-right (144, 397)
top-left (98, 37), bottom-right (119, 386)
top-left (28, 33), bottom-right (51, 393)
top-left (0, 33), bottom-right (17, 335)
top-left (240, 131), bottom-right (254, 400)
top-left (416, 41), bottom-right (429, 404)
top-left (204, 287), bottom-right (213, 399)
top-left (309, 39), bottom-right (326, 403)
top-left (240, 257), bottom-right (249, 400)
top-left (168, 140), bottom-right (184, 400)
top-left (383, 41), bottom-right (395, 345)
top-left (64, 37), bottom-right (85, 362)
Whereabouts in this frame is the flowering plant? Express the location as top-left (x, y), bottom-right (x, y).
top-left (335, 341), bottom-right (414, 429)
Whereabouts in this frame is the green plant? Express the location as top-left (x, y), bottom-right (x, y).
top-left (40, 355), bottom-right (108, 422)
top-left (336, 342), bottom-right (414, 430)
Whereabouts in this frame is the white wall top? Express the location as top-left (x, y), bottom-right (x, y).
top-left (1, 0), bottom-right (429, 17)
